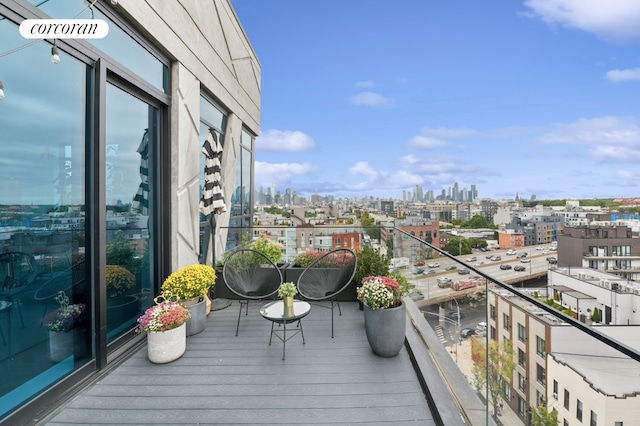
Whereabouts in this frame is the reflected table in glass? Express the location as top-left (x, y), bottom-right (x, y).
top-left (260, 300), bottom-right (310, 360)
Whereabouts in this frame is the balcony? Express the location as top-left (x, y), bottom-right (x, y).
top-left (27, 225), bottom-right (640, 425)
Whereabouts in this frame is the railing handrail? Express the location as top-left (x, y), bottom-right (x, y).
top-left (392, 226), bottom-right (640, 362)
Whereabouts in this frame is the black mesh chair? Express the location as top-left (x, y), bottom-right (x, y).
top-left (222, 248), bottom-right (283, 336)
top-left (0, 252), bottom-right (38, 329)
top-left (296, 248), bottom-right (357, 337)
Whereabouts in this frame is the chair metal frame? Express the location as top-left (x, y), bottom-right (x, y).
top-left (222, 248), bottom-right (283, 336)
top-left (296, 248), bottom-right (357, 337)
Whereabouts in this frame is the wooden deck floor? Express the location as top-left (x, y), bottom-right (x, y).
top-left (42, 301), bottom-right (436, 425)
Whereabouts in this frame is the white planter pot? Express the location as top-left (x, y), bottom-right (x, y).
top-left (147, 323), bottom-right (186, 364)
top-left (49, 329), bottom-right (86, 362)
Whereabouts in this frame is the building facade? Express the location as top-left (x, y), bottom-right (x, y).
top-left (557, 224), bottom-right (640, 281)
top-left (0, 1), bottom-right (258, 422)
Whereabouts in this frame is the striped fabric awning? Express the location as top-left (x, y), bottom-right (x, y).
top-left (199, 129), bottom-right (227, 218)
top-left (132, 128), bottom-right (149, 215)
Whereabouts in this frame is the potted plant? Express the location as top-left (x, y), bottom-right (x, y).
top-left (105, 265), bottom-right (138, 331)
top-left (353, 246), bottom-right (391, 306)
top-left (278, 281), bottom-right (297, 308)
top-left (135, 301), bottom-right (191, 363)
top-left (41, 291), bottom-right (87, 362)
top-left (286, 250), bottom-right (358, 301)
top-left (250, 235), bottom-right (284, 265)
top-left (357, 275), bottom-right (408, 357)
top-left (161, 264), bottom-right (216, 336)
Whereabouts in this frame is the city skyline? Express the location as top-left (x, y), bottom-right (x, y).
top-left (231, 1), bottom-right (640, 201)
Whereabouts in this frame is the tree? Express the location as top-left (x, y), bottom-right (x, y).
top-left (470, 339), bottom-right (515, 420)
top-left (443, 237), bottom-right (472, 256)
top-left (530, 404), bottom-right (559, 426)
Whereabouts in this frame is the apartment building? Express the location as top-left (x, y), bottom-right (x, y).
top-left (557, 224), bottom-right (640, 281)
top-left (487, 268), bottom-right (640, 423)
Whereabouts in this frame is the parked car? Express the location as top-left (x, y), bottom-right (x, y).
top-left (491, 256), bottom-right (502, 261)
top-left (516, 252), bottom-right (528, 258)
top-left (474, 261), bottom-right (484, 267)
top-left (520, 258), bottom-right (531, 263)
top-left (414, 260), bottom-right (425, 266)
top-left (500, 264), bottom-right (512, 270)
top-left (460, 328), bottom-right (476, 338)
top-left (546, 256), bottom-right (557, 263)
top-left (427, 262), bottom-right (440, 268)
top-left (458, 269), bottom-right (470, 275)
top-left (485, 254), bottom-right (494, 259)
top-left (514, 265), bottom-right (526, 271)
top-left (445, 265), bottom-right (457, 271)
top-left (506, 249), bottom-right (516, 255)
top-left (466, 256), bottom-right (477, 262)
top-left (426, 269), bottom-right (437, 275)
top-left (447, 311), bottom-right (465, 320)
top-left (413, 268), bottom-right (424, 275)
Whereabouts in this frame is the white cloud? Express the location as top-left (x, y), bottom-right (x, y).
top-left (612, 169), bottom-right (640, 186)
top-left (254, 161), bottom-right (317, 186)
top-left (256, 129), bottom-right (315, 152)
top-left (537, 116), bottom-right (640, 145)
top-left (348, 161), bottom-right (378, 180)
top-left (537, 116), bottom-right (640, 162)
top-left (408, 126), bottom-right (478, 149)
top-left (524, 0), bottom-right (640, 41)
top-left (605, 68), bottom-right (640, 82)
top-left (349, 91), bottom-right (394, 108)
top-left (408, 136), bottom-right (448, 149)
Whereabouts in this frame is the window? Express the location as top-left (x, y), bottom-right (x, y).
top-left (536, 363), bottom-right (546, 385)
top-left (490, 304), bottom-right (496, 320)
top-left (503, 313), bottom-right (510, 331)
top-left (537, 336), bottom-right (546, 357)
top-left (490, 326), bottom-right (496, 340)
top-left (518, 373), bottom-right (526, 392)
top-left (564, 420), bottom-right (569, 426)
top-left (564, 389), bottom-right (570, 410)
top-left (553, 380), bottom-right (558, 399)
top-left (536, 390), bottom-right (545, 406)
top-left (577, 399), bottom-right (583, 421)
top-left (518, 323), bottom-right (526, 342)
top-left (590, 411), bottom-right (597, 426)
top-left (518, 349), bottom-right (526, 367)
top-left (517, 397), bottom-right (526, 416)
top-left (615, 422), bottom-right (623, 426)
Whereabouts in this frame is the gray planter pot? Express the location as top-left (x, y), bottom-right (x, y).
top-left (186, 298), bottom-right (207, 336)
top-left (363, 301), bottom-right (406, 357)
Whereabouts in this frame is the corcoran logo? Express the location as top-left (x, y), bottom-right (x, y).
top-left (19, 19), bottom-right (109, 39)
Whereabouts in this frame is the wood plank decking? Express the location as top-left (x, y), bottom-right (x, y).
top-left (42, 301), bottom-right (436, 425)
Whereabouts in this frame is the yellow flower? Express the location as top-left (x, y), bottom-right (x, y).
top-left (161, 264), bottom-right (216, 301)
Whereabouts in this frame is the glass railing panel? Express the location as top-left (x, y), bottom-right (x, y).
top-left (394, 228), bottom-right (640, 425)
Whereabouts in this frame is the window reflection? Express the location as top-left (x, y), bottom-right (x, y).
top-left (104, 84), bottom-right (157, 341)
top-left (28, 0), bottom-right (168, 92)
top-left (0, 16), bottom-right (89, 417)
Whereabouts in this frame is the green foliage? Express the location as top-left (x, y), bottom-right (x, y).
top-left (250, 236), bottom-right (283, 264)
top-left (354, 246), bottom-right (390, 286)
top-left (105, 265), bottom-right (136, 298)
top-left (591, 306), bottom-right (601, 322)
top-left (278, 282), bottom-right (297, 298)
top-left (470, 339), bottom-right (515, 419)
top-left (460, 214), bottom-right (497, 229)
top-left (443, 237), bottom-right (473, 256)
top-left (530, 404), bottom-right (559, 426)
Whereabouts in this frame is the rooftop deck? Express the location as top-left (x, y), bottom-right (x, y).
top-left (40, 301), bottom-right (438, 425)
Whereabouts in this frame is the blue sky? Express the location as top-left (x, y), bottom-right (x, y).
top-left (230, 0), bottom-right (640, 201)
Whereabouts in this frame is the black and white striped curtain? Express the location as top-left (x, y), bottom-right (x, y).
top-left (199, 129), bottom-right (226, 218)
top-left (132, 128), bottom-right (149, 215)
